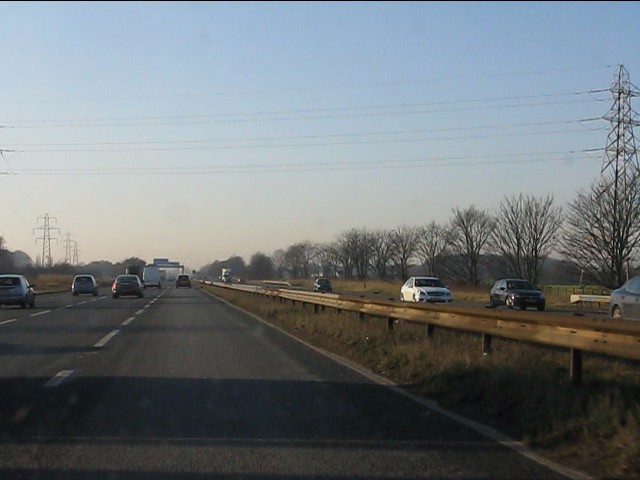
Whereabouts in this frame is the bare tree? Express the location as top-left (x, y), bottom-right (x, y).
top-left (315, 242), bottom-right (340, 278)
top-left (490, 194), bottom-right (563, 284)
top-left (248, 252), bottom-right (274, 280)
top-left (370, 229), bottom-right (395, 280)
top-left (416, 222), bottom-right (452, 278)
top-left (335, 229), bottom-right (359, 279)
top-left (390, 225), bottom-right (419, 280)
top-left (283, 244), bottom-right (305, 279)
top-left (271, 249), bottom-right (287, 279)
top-left (449, 205), bottom-right (495, 285)
top-left (561, 172), bottom-right (640, 288)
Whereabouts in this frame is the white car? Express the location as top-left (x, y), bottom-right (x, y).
top-left (400, 276), bottom-right (452, 303)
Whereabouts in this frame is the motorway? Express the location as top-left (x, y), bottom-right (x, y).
top-left (0, 285), bottom-right (577, 479)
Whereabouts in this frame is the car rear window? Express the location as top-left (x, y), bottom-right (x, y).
top-left (0, 277), bottom-right (20, 287)
top-left (75, 277), bottom-right (92, 283)
top-left (118, 275), bottom-right (139, 283)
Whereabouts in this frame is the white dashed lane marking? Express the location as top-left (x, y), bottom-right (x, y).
top-left (0, 318), bottom-right (18, 326)
top-left (94, 329), bottom-right (120, 348)
top-left (30, 310), bottom-right (51, 317)
top-left (44, 370), bottom-right (75, 388)
top-left (121, 317), bottom-right (135, 326)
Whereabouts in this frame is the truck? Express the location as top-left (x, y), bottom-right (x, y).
top-left (142, 265), bottom-right (162, 289)
top-left (222, 268), bottom-right (232, 283)
top-left (125, 265), bottom-right (143, 282)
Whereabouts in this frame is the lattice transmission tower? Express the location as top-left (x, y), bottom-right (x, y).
top-left (600, 65), bottom-right (640, 281)
top-left (62, 232), bottom-right (74, 264)
top-left (601, 64), bottom-right (640, 194)
top-left (33, 213), bottom-right (60, 268)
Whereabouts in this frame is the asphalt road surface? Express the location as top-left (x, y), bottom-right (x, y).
top-left (0, 285), bottom-right (578, 479)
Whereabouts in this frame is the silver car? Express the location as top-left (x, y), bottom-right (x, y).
top-left (0, 274), bottom-right (36, 308)
top-left (609, 276), bottom-right (640, 321)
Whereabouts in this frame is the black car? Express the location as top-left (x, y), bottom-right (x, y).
top-left (489, 278), bottom-right (545, 311)
top-left (313, 277), bottom-right (333, 293)
top-left (112, 274), bottom-right (144, 298)
top-left (176, 274), bottom-right (192, 288)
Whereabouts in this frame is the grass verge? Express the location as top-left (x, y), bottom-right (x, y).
top-left (206, 284), bottom-right (640, 480)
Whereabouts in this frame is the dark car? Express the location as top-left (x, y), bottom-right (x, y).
top-left (609, 276), bottom-right (640, 321)
top-left (176, 274), bottom-right (192, 288)
top-left (489, 278), bottom-right (545, 311)
top-left (72, 274), bottom-right (99, 296)
top-left (0, 274), bottom-right (36, 308)
top-left (313, 277), bottom-right (333, 293)
top-left (112, 274), bottom-right (144, 298)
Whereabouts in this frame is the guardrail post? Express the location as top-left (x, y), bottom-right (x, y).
top-left (314, 304), bottom-right (319, 314)
top-left (570, 349), bottom-right (583, 384)
top-left (426, 324), bottom-right (434, 340)
top-left (321, 305), bottom-right (326, 312)
top-left (359, 311), bottom-right (365, 321)
top-left (302, 302), bottom-right (307, 311)
top-left (387, 317), bottom-right (394, 332)
top-left (482, 334), bottom-right (492, 355)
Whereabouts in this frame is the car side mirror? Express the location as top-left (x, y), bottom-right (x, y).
top-left (30, 284), bottom-right (36, 289)
top-left (499, 287), bottom-right (506, 291)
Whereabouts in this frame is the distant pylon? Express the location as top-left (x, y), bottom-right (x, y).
top-left (33, 213), bottom-right (60, 268)
top-left (62, 232), bottom-right (74, 264)
top-left (72, 240), bottom-right (79, 265)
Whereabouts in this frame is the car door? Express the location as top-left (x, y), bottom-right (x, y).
top-left (623, 277), bottom-right (640, 320)
top-left (493, 280), bottom-right (506, 304)
top-left (401, 278), bottom-right (413, 301)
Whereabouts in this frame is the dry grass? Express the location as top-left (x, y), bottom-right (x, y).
top-left (30, 273), bottom-right (73, 292)
top-left (207, 285), bottom-right (640, 480)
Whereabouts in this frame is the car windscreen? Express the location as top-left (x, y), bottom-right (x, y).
top-left (415, 278), bottom-right (444, 288)
top-left (0, 277), bottom-right (20, 287)
top-left (507, 280), bottom-right (535, 290)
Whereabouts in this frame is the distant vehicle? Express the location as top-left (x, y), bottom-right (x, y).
top-left (221, 268), bottom-right (232, 283)
top-left (400, 276), bottom-right (452, 303)
top-left (489, 279), bottom-right (545, 311)
top-left (142, 265), bottom-right (162, 289)
top-left (72, 274), bottom-right (99, 296)
top-left (112, 274), bottom-right (144, 299)
top-left (609, 276), bottom-right (640, 321)
top-left (0, 274), bottom-right (36, 308)
top-left (125, 265), bottom-right (143, 282)
top-left (176, 274), bottom-right (192, 288)
top-left (313, 277), bottom-right (333, 293)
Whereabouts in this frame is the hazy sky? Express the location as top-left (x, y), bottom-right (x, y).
top-left (0, 2), bottom-right (639, 271)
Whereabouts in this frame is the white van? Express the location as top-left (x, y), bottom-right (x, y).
top-left (142, 266), bottom-right (162, 289)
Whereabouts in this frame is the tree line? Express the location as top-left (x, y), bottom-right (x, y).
top-left (200, 173), bottom-right (640, 289)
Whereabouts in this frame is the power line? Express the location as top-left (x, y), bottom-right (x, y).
top-left (0, 65), bottom-right (612, 105)
top-left (1, 149), bottom-right (603, 176)
top-left (0, 97), bottom-right (606, 129)
top-left (6, 118), bottom-right (603, 148)
top-left (6, 127), bottom-right (606, 154)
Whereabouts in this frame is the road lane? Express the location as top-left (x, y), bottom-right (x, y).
top-left (0, 285), bottom-right (579, 479)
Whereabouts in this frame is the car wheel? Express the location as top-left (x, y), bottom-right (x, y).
top-left (505, 296), bottom-right (514, 309)
top-left (611, 305), bottom-right (622, 319)
top-left (113, 294), bottom-right (118, 299)
top-left (73, 292), bottom-right (78, 297)
top-left (488, 296), bottom-right (497, 308)
top-left (537, 304), bottom-right (545, 311)
top-left (520, 303), bottom-right (527, 310)
top-left (20, 298), bottom-right (27, 309)
top-left (400, 293), bottom-right (404, 301)
top-left (30, 298), bottom-right (35, 308)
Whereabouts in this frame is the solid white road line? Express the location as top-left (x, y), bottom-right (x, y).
top-left (94, 329), bottom-right (120, 348)
top-left (30, 310), bottom-right (51, 317)
top-left (44, 370), bottom-right (75, 388)
top-left (0, 318), bottom-right (18, 326)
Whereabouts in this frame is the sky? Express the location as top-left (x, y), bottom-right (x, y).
top-left (0, 1), bottom-right (639, 271)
